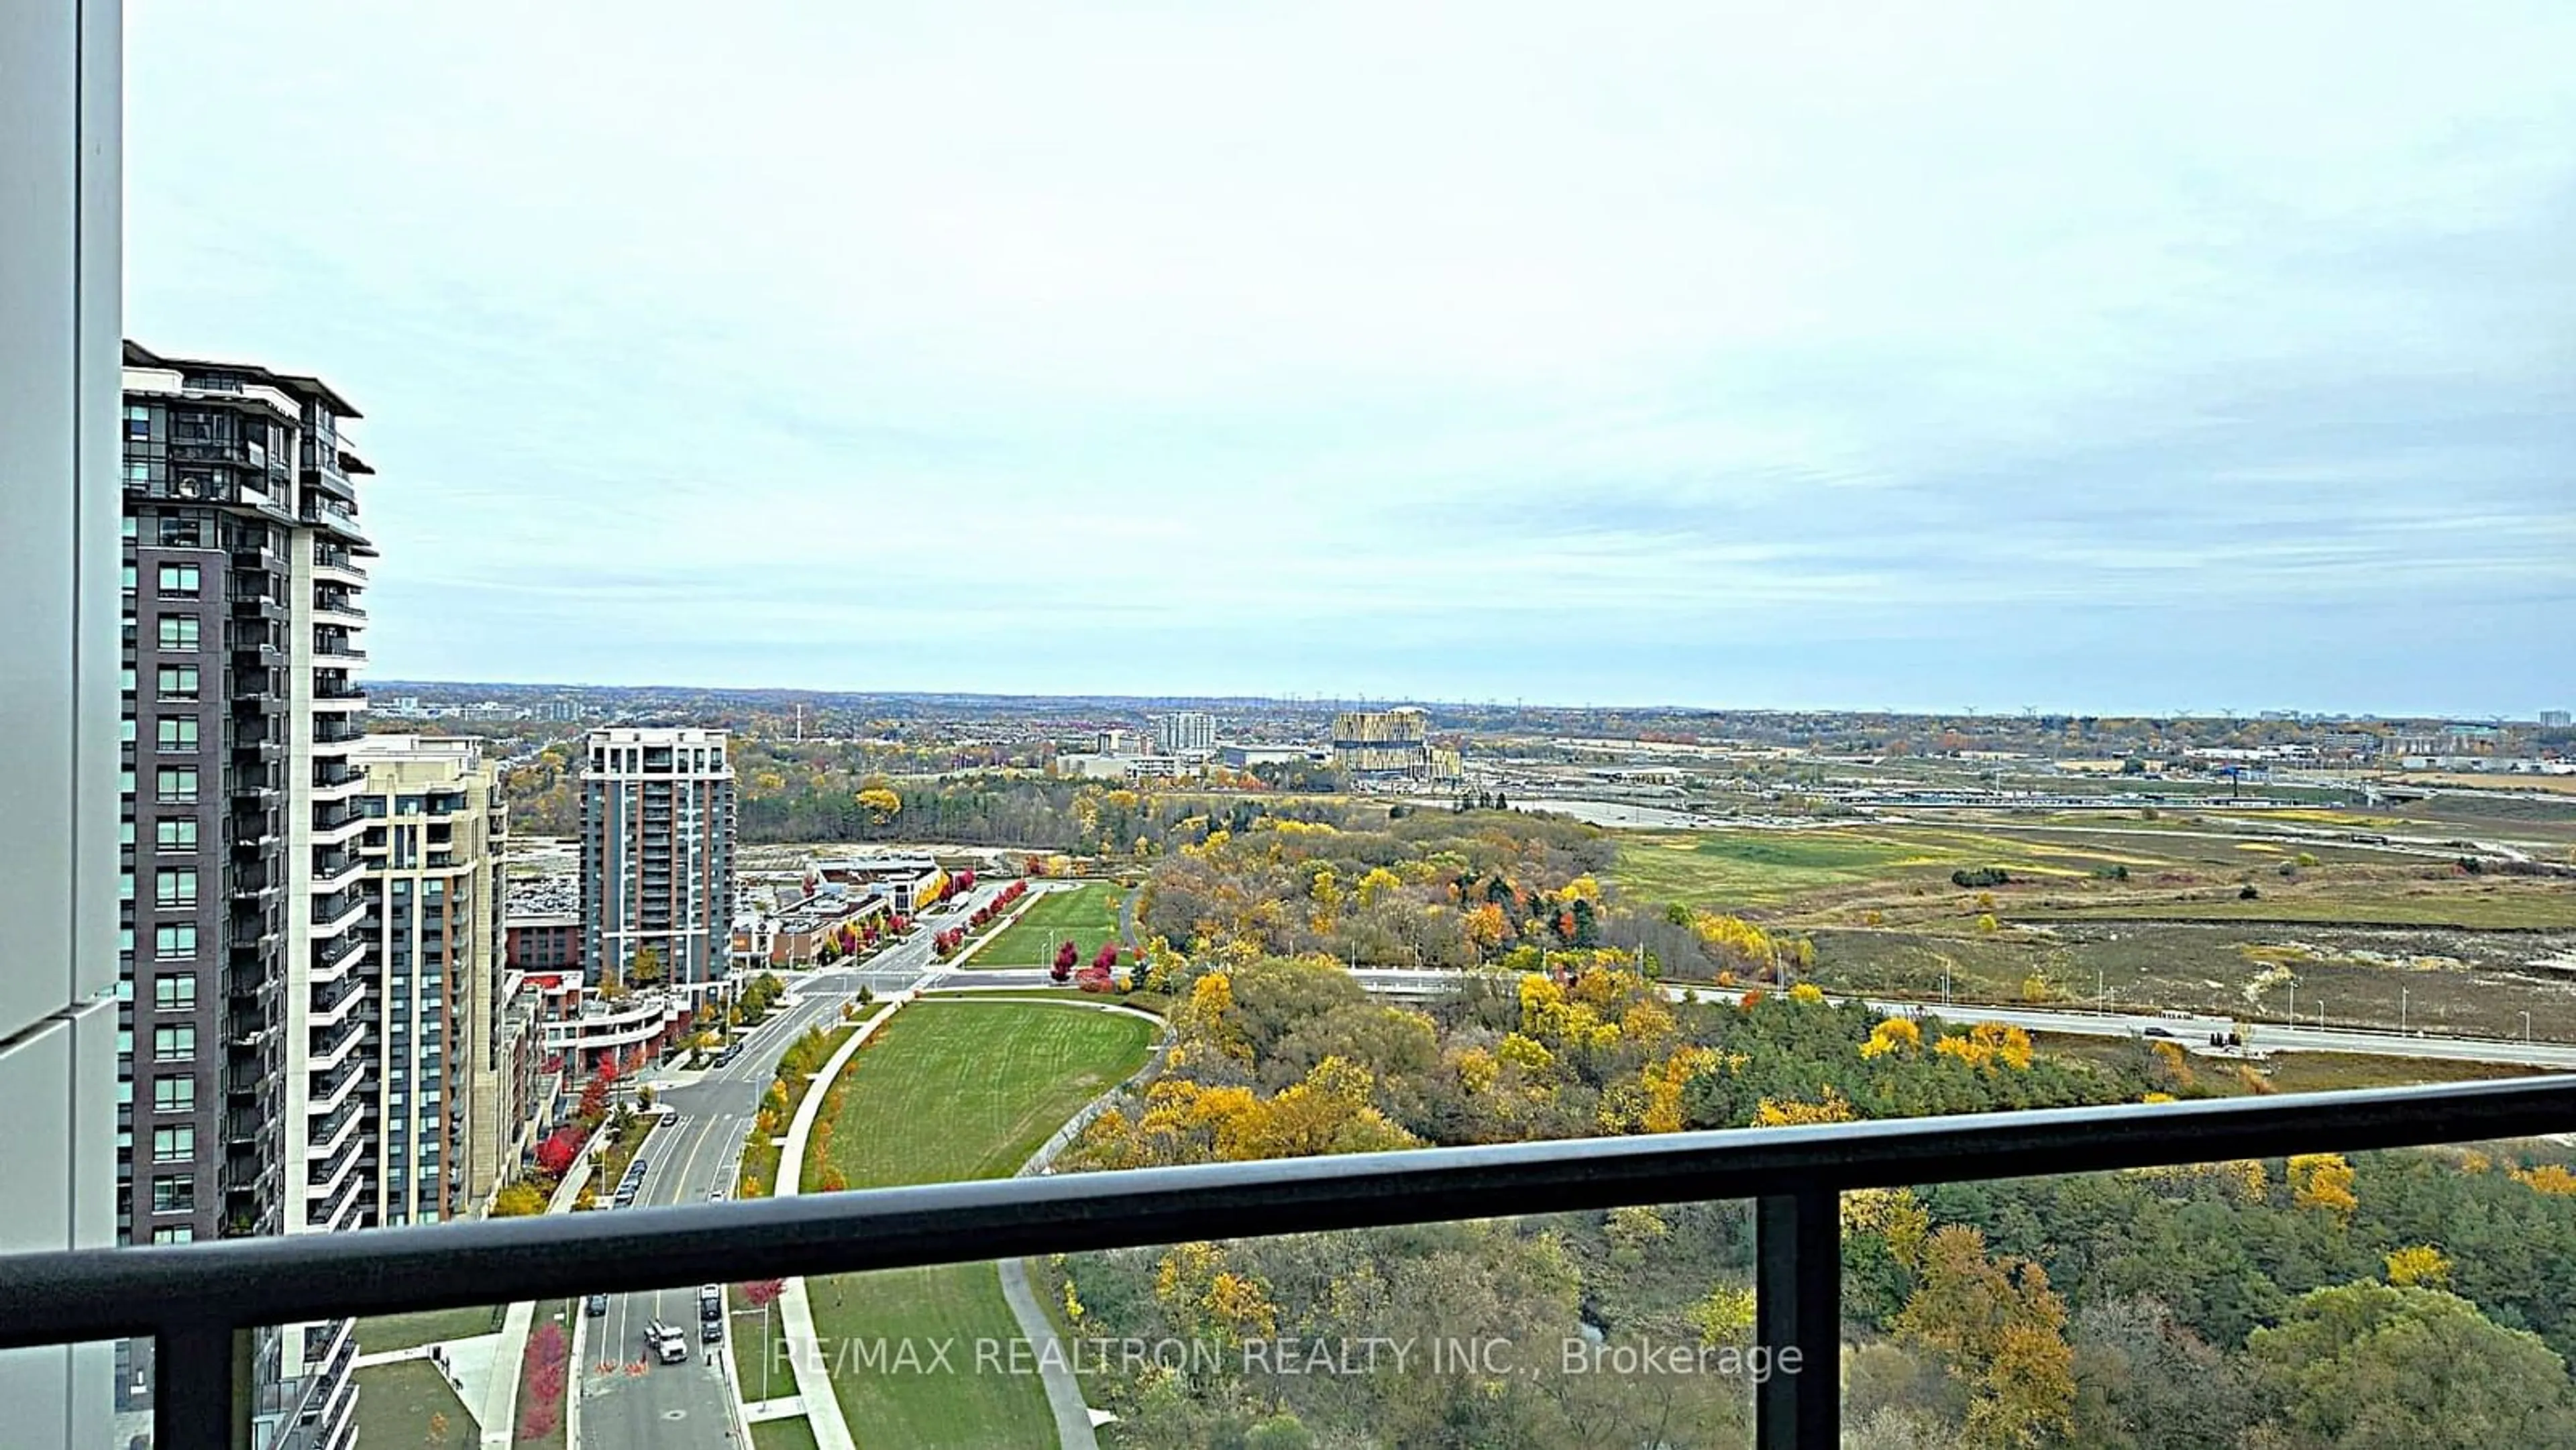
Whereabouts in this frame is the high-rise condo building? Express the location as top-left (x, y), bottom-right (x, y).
top-left (118, 341), bottom-right (374, 1449)
top-left (581, 728), bottom-right (737, 994)
top-left (350, 735), bottom-right (510, 1224)
top-left (1153, 711), bottom-right (1217, 755)
top-left (1331, 707), bottom-right (1432, 777)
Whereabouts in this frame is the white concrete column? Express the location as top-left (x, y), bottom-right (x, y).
top-left (0, 1), bottom-right (123, 1445)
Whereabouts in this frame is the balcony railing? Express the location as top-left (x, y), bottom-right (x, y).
top-left (5, 1077), bottom-right (2575, 1450)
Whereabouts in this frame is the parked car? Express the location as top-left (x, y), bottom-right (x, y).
top-left (700, 1284), bottom-right (723, 1323)
top-left (702, 1317), bottom-right (724, 1344)
top-left (584, 1293), bottom-right (608, 1317)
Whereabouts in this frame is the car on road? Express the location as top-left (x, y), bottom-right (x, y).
top-left (645, 1320), bottom-right (690, 1365)
top-left (2143, 1026), bottom-right (2174, 1038)
top-left (707, 1186), bottom-right (726, 1202)
top-left (700, 1284), bottom-right (723, 1323)
top-left (702, 1317), bottom-right (724, 1344)
top-left (584, 1293), bottom-right (608, 1317)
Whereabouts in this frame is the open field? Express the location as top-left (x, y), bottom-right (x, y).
top-left (969, 880), bottom-right (1127, 966)
top-left (2028, 1032), bottom-right (2552, 1095)
top-left (805, 1001), bottom-right (1156, 1447)
top-left (2012, 889), bottom-right (2576, 930)
top-left (1613, 807), bottom-right (2576, 1042)
top-left (919, 986), bottom-right (1172, 1015)
top-left (1803, 919), bottom-right (2576, 1041)
top-left (354, 1305), bottom-right (503, 1354)
top-left (353, 1357), bottom-right (476, 1448)
top-left (750, 1418), bottom-right (822, 1450)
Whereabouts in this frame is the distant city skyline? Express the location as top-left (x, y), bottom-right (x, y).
top-left (370, 677), bottom-right (2566, 726)
top-left (126, 4), bottom-right (2575, 718)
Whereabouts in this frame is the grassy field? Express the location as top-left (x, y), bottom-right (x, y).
top-left (354, 1358), bottom-right (477, 1448)
top-left (729, 1285), bottom-right (792, 1410)
top-left (969, 881), bottom-right (1127, 967)
top-left (805, 1002), bottom-right (1157, 1447)
top-left (918, 986), bottom-right (1172, 1015)
top-left (354, 1305), bottom-right (504, 1354)
top-left (2014, 889), bottom-right (2576, 930)
top-left (2028, 1032), bottom-right (2550, 1095)
top-left (751, 1418), bottom-right (822, 1450)
top-left (735, 1021), bottom-right (861, 1200)
top-left (1613, 809), bottom-right (2576, 1041)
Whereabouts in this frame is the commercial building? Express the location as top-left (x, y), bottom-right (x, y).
top-left (1152, 711), bottom-right (1216, 755)
top-left (1332, 707), bottom-right (1437, 777)
top-left (2544, 711), bottom-right (2573, 730)
top-left (350, 735), bottom-right (509, 1225)
top-left (811, 856), bottom-right (950, 914)
top-left (1217, 743), bottom-right (1322, 769)
top-left (579, 728), bottom-right (737, 995)
top-left (117, 341), bottom-right (376, 1448)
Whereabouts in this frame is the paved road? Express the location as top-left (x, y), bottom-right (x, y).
top-left (576, 882), bottom-right (1008, 1447)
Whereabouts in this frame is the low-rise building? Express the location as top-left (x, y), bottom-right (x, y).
top-left (812, 855), bottom-right (949, 913)
top-left (505, 912), bottom-right (582, 974)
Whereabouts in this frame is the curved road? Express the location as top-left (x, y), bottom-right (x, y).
top-left (577, 879), bottom-right (1014, 1448)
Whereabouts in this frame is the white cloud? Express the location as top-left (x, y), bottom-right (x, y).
top-left (122, 0), bottom-right (2576, 712)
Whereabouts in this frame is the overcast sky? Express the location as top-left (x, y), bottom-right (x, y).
top-left (127, 3), bottom-right (2574, 716)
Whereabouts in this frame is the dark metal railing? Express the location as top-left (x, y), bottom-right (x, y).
top-left (3, 1078), bottom-right (2573, 1450)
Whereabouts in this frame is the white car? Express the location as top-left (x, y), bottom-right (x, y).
top-left (645, 1320), bottom-right (690, 1365)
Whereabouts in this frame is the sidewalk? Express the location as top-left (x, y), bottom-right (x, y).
top-left (480, 1141), bottom-right (596, 1448)
top-left (762, 997), bottom-right (906, 1450)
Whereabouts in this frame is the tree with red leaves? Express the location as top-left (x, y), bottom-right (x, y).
top-left (534, 1125), bottom-right (586, 1177)
top-left (1091, 941), bottom-right (1121, 972)
top-left (1055, 939), bottom-right (1079, 972)
top-left (955, 869), bottom-right (977, 893)
top-left (577, 1064), bottom-right (614, 1125)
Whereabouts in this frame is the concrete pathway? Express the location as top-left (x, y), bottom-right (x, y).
top-left (943, 881), bottom-right (1057, 968)
top-left (996, 1007), bottom-right (1174, 1449)
top-left (481, 1139), bottom-right (596, 1447)
top-left (769, 1000), bottom-right (905, 1450)
top-left (743, 1395), bottom-right (808, 1422)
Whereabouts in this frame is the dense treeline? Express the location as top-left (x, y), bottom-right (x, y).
top-left (1140, 811), bottom-right (1806, 979)
top-left (1042, 806), bottom-right (2576, 1448)
top-left (1052, 957), bottom-right (2576, 1448)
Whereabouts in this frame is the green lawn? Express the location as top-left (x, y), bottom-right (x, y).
top-left (736, 1021), bottom-right (860, 1199)
top-left (353, 1358), bottom-right (476, 1448)
top-left (354, 1306), bottom-right (503, 1354)
top-left (751, 1416), bottom-right (823, 1450)
top-left (805, 1001), bottom-right (1156, 1447)
top-left (967, 881), bottom-right (1127, 967)
top-left (729, 1286), bottom-right (792, 1408)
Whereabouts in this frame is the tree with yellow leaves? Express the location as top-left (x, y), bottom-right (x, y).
top-left (1935, 1021), bottom-right (2035, 1071)
top-left (1753, 1087), bottom-right (1856, 1127)
top-left (1861, 1017), bottom-right (1921, 1059)
top-left (1891, 1225), bottom-right (2076, 1450)
top-left (2289, 1153), bottom-right (2358, 1218)
top-left (2511, 1162), bottom-right (2576, 1195)
top-left (2386, 1244), bottom-right (2453, 1288)
top-left (853, 785), bottom-right (902, 826)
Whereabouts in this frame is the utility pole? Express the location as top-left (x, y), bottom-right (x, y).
top-left (2524, 1011), bottom-right (2534, 1044)
top-left (2400, 986), bottom-right (2408, 1034)
top-left (2288, 981), bottom-right (2295, 1025)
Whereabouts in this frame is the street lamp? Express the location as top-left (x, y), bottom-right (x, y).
top-left (2524, 1011), bottom-right (2535, 1044)
top-left (2400, 987), bottom-right (2408, 1035)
